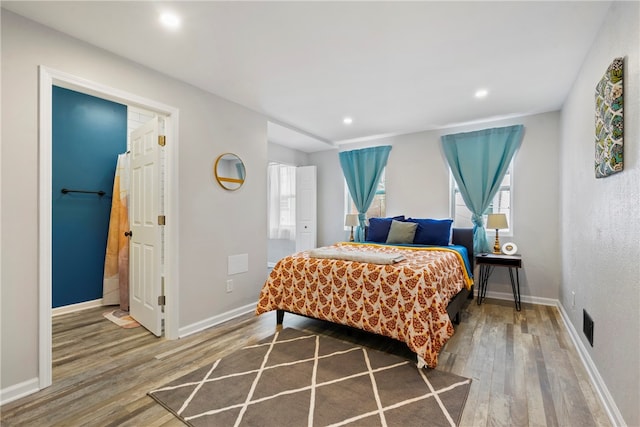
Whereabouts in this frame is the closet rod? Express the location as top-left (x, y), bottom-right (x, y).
top-left (61, 188), bottom-right (106, 197)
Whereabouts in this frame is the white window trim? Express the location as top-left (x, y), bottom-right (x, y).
top-left (448, 166), bottom-right (514, 238)
top-left (343, 182), bottom-right (351, 230)
top-left (343, 170), bottom-right (386, 229)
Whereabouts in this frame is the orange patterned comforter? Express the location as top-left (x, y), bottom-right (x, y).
top-left (256, 242), bottom-right (472, 368)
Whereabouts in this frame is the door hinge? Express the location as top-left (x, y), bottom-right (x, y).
top-left (158, 215), bottom-right (166, 225)
top-left (158, 277), bottom-right (166, 308)
top-left (158, 135), bottom-right (166, 146)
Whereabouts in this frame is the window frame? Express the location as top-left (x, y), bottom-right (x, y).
top-left (267, 162), bottom-right (297, 240)
top-left (344, 169), bottom-right (386, 228)
top-left (449, 163), bottom-right (513, 237)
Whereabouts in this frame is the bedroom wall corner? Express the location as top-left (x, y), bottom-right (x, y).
top-left (559, 1), bottom-right (640, 425)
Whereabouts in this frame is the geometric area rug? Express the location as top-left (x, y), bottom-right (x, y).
top-left (148, 328), bottom-right (471, 426)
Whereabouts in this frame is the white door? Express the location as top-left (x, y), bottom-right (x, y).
top-left (129, 117), bottom-right (163, 336)
top-left (295, 166), bottom-right (317, 252)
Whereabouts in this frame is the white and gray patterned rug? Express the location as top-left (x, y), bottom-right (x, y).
top-left (149, 328), bottom-right (471, 426)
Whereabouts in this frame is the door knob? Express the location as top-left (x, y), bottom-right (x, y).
top-left (124, 231), bottom-right (133, 237)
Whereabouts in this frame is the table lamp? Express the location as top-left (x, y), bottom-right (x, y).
top-left (486, 213), bottom-right (508, 254)
top-left (345, 214), bottom-right (359, 242)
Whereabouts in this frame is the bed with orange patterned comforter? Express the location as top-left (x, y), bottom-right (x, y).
top-left (255, 240), bottom-right (473, 368)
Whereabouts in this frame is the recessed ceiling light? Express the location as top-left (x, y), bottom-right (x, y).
top-left (475, 89), bottom-right (489, 99)
top-left (160, 12), bottom-right (181, 30)
top-left (343, 117), bottom-right (353, 125)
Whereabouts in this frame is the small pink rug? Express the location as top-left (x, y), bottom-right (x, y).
top-left (103, 309), bottom-right (141, 329)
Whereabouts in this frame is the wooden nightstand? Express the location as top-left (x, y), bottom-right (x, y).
top-left (475, 253), bottom-right (522, 311)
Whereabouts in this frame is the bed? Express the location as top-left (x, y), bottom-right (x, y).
top-left (255, 226), bottom-right (474, 368)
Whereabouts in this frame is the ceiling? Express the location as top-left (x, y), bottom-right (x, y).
top-left (3, 1), bottom-right (612, 152)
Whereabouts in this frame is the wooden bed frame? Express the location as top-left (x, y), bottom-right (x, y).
top-left (276, 227), bottom-right (475, 327)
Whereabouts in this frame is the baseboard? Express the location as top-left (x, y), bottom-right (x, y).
top-left (474, 289), bottom-right (557, 306)
top-left (557, 303), bottom-right (625, 427)
top-left (0, 377), bottom-right (39, 406)
top-left (178, 302), bottom-right (257, 338)
top-left (51, 298), bottom-right (104, 317)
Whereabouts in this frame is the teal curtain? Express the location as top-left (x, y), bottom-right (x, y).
top-left (441, 125), bottom-right (524, 254)
top-left (339, 146), bottom-right (392, 241)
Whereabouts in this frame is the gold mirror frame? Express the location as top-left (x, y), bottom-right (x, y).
top-left (214, 153), bottom-right (246, 191)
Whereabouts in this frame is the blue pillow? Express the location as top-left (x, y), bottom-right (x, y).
top-left (407, 218), bottom-right (453, 246)
top-left (366, 215), bottom-right (405, 242)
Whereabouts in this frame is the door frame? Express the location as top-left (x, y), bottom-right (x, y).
top-left (38, 66), bottom-right (180, 389)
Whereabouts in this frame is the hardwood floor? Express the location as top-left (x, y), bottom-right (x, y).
top-left (1, 299), bottom-right (610, 426)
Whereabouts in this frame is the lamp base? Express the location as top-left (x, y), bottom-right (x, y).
top-left (493, 231), bottom-right (501, 254)
top-left (349, 227), bottom-right (354, 242)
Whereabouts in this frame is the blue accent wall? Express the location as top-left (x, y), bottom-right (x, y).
top-left (52, 86), bottom-right (127, 308)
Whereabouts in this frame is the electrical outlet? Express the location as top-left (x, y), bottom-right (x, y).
top-left (226, 279), bottom-right (233, 293)
top-left (571, 290), bottom-right (576, 309)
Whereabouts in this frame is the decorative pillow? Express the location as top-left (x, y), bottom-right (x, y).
top-left (367, 215), bottom-right (405, 243)
top-left (386, 220), bottom-right (418, 244)
top-left (407, 218), bottom-right (453, 246)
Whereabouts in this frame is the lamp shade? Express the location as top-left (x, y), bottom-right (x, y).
top-left (486, 213), bottom-right (508, 230)
top-left (345, 214), bottom-right (359, 227)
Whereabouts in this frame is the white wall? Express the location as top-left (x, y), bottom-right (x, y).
top-left (309, 111), bottom-right (562, 300)
top-left (560, 2), bottom-right (640, 425)
top-left (1, 11), bottom-right (269, 394)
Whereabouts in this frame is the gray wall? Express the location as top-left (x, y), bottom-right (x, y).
top-left (309, 111), bottom-right (562, 301)
top-left (560, 2), bottom-right (640, 425)
top-left (268, 141), bottom-right (309, 166)
top-left (1, 11), bottom-right (269, 392)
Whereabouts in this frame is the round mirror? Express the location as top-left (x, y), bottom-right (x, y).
top-left (214, 153), bottom-right (246, 191)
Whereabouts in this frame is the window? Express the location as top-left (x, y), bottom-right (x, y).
top-left (450, 166), bottom-right (512, 234)
top-left (267, 163), bottom-right (296, 240)
top-left (345, 170), bottom-right (386, 220)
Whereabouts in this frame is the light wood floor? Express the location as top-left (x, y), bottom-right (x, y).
top-left (1, 299), bottom-right (610, 426)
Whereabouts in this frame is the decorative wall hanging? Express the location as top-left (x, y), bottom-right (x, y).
top-left (595, 57), bottom-right (624, 178)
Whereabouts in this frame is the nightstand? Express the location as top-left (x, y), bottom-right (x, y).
top-left (475, 253), bottom-right (522, 311)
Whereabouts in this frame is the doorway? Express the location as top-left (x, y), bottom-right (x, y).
top-left (38, 66), bottom-right (180, 390)
top-left (51, 86), bottom-right (127, 309)
top-left (266, 163), bottom-right (316, 267)
top-left (267, 162), bottom-right (297, 266)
